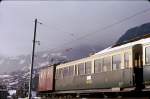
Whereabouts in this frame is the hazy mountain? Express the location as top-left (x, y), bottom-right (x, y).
top-left (1, 23), bottom-right (150, 74)
top-left (116, 23), bottom-right (150, 45)
top-left (0, 44), bottom-right (102, 74)
top-left (1, 22), bottom-right (150, 91)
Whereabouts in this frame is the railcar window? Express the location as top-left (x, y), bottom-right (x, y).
top-left (56, 69), bottom-right (61, 78)
top-left (59, 69), bottom-right (63, 78)
top-left (94, 59), bottom-right (102, 73)
top-left (124, 52), bottom-right (130, 68)
top-left (75, 65), bottom-right (78, 75)
top-left (146, 46), bottom-right (150, 64)
top-left (85, 61), bottom-right (92, 74)
top-left (69, 66), bottom-right (74, 76)
top-left (78, 63), bottom-right (85, 75)
top-left (60, 69), bottom-right (63, 78)
top-left (112, 54), bottom-right (121, 70)
top-left (56, 69), bottom-right (59, 78)
top-left (63, 67), bottom-right (69, 77)
top-left (103, 57), bottom-right (111, 72)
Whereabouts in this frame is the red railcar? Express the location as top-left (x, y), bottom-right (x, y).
top-left (38, 66), bottom-right (54, 92)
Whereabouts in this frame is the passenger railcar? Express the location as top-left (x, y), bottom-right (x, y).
top-left (38, 66), bottom-right (54, 92)
top-left (38, 36), bottom-right (150, 98)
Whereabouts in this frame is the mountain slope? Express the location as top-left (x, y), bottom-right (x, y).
top-left (0, 44), bottom-right (102, 74)
top-left (116, 23), bottom-right (150, 45)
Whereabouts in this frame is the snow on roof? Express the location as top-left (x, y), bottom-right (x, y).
top-left (94, 37), bottom-right (150, 55)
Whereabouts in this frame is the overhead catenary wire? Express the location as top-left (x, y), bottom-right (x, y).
top-left (39, 7), bottom-right (150, 53)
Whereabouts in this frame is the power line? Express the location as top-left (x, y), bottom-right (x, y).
top-left (40, 22), bottom-right (76, 39)
top-left (40, 7), bottom-right (150, 52)
top-left (68, 7), bottom-right (150, 43)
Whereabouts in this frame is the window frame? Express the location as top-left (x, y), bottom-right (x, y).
top-left (56, 68), bottom-right (63, 79)
top-left (112, 54), bottom-right (122, 70)
top-left (77, 63), bottom-right (85, 75)
top-left (68, 65), bottom-right (74, 76)
top-left (103, 56), bottom-right (112, 72)
top-left (62, 67), bottom-right (69, 78)
top-left (85, 61), bottom-right (92, 74)
top-left (94, 58), bottom-right (103, 73)
top-left (124, 52), bottom-right (130, 68)
top-left (145, 46), bottom-right (150, 65)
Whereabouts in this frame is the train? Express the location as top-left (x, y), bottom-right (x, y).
top-left (37, 35), bottom-right (150, 98)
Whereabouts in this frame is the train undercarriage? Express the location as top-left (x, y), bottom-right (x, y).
top-left (38, 87), bottom-right (150, 99)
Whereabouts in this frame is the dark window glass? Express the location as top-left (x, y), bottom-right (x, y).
top-left (124, 52), bottom-right (129, 68)
top-left (78, 63), bottom-right (85, 75)
top-left (146, 47), bottom-right (150, 64)
top-left (69, 65), bottom-right (74, 76)
top-left (112, 54), bottom-right (121, 70)
top-left (103, 57), bottom-right (111, 72)
top-left (75, 65), bottom-right (78, 75)
top-left (94, 59), bottom-right (102, 73)
top-left (85, 61), bottom-right (92, 74)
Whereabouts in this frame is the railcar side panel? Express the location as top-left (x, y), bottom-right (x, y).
top-left (55, 68), bottom-right (133, 91)
top-left (38, 69), bottom-right (46, 91)
top-left (38, 67), bottom-right (54, 92)
top-left (143, 44), bottom-right (150, 86)
top-left (46, 67), bottom-right (54, 91)
top-left (143, 65), bottom-right (150, 85)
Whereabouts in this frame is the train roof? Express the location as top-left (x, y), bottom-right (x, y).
top-left (57, 56), bottom-right (91, 67)
top-left (57, 37), bottom-right (150, 68)
top-left (94, 37), bottom-right (150, 56)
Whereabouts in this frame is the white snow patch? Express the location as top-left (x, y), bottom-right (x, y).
top-left (21, 66), bottom-right (29, 71)
top-left (42, 53), bottom-right (48, 58)
top-left (51, 52), bottom-right (62, 56)
top-left (61, 55), bottom-right (67, 58)
top-left (8, 90), bottom-right (16, 95)
top-left (0, 75), bottom-right (10, 78)
top-left (23, 72), bottom-right (30, 77)
top-left (19, 59), bottom-right (25, 64)
top-left (39, 61), bottom-right (49, 67)
top-left (9, 56), bottom-right (19, 60)
top-left (9, 81), bottom-right (18, 86)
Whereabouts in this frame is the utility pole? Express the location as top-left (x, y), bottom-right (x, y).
top-left (28, 18), bottom-right (37, 99)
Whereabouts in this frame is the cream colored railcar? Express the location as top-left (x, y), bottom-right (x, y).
top-left (55, 37), bottom-right (150, 91)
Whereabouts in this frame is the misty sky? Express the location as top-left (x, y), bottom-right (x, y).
top-left (0, 1), bottom-right (150, 57)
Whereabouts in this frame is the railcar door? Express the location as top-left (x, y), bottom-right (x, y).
top-left (132, 44), bottom-right (144, 90)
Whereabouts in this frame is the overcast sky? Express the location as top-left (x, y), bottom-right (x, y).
top-left (0, 1), bottom-right (150, 57)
